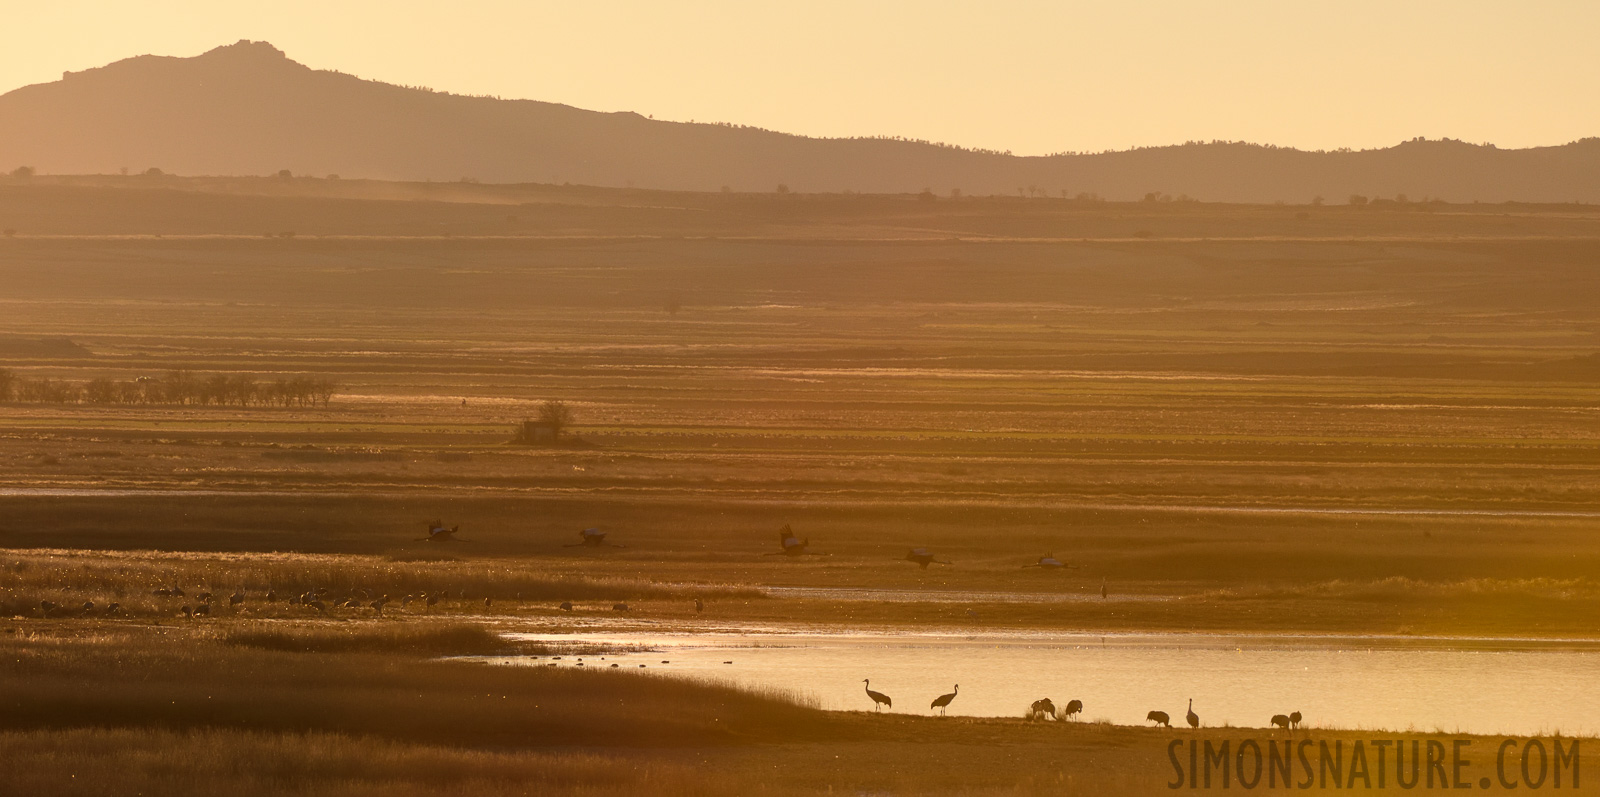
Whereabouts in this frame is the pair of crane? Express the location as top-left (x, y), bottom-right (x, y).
top-left (417, 521), bottom-right (621, 548)
top-left (862, 679), bottom-right (961, 715)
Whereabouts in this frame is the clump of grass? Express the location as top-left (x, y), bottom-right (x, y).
top-left (0, 629), bottom-right (835, 748)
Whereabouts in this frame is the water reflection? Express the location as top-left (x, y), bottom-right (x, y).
top-left (496, 625), bottom-right (1600, 737)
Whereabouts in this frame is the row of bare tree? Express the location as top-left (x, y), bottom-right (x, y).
top-left (0, 369), bottom-right (337, 408)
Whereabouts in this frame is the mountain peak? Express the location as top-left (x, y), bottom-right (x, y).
top-left (199, 40), bottom-right (289, 62)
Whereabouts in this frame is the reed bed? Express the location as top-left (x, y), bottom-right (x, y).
top-left (0, 548), bottom-right (761, 618)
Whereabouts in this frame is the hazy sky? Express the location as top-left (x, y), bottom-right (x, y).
top-left (6, 1), bottom-right (1599, 156)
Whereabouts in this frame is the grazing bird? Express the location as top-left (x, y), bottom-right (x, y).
top-left (904, 547), bottom-right (952, 569)
top-left (766, 525), bottom-right (820, 557)
top-left (230, 589), bottom-right (245, 607)
top-left (1271, 714), bottom-right (1291, 730)
top-left (612, 602), bottom-right (630, 612)
top-left (266, 589), bottom-right (277, 603)
top-left (559, 601), bottom-right (573, 612)
top-left (103, 602), bottom-right (120, 616)
top-left (1022, 554), bottom-right (1077, 569)
top-left (1289, 711), bottom-right (1302, 730)
top-left (1063, 699), bottom-right (1084, 721)
top-left (171, 587), bottom-right (186, 598)
top-left (1029, 698), bottom-right (1057, 721)
top-left (1147, 710), bottom-right (1171, 728)
top-left (1101, 579), bottom-right (1108, 600)
top-left (930, 685), bottom-right (959, 715)
top-left (401, 594), bottom-right (416, 608)
top-left (425, 592), bottom-right (441, 608)
top-left (417, 521), bottom-right (462, 543)
top-left (863, 679), bottom-right (892, 712)
top-left (151, 587), bottom-right (172, 597)
top-left (80, 601), bottom-right (95, 614)
top-left (195, 591), bottom-right (213, 602)
top-left (565, 528), bottom-right (621, 548)
top-left (181, 605), bottom-right (193, 618)
top-left (694, 598), bottom-right (704, 613)
top-left (193, 602), bottom-right (211, 617)
top-left (307, 600), bottom-right (327, 614)
top-left (1187, 699), bottom-right (1200, 729)
top-left (372, 596), bottom-right (390, 615)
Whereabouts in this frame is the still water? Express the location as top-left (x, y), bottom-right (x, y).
top-left (497, 625), bottom-right (1599, 737)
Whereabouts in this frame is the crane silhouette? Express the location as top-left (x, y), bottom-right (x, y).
top-left (416, 520), bottom-right (461, 542)
top-left (904, 547), bottom-right (952, 569)
top-left (1147, 710), bottom-right (1171, 728)
top-left (1289, 711), bottom-right (1302, 729)
top-left (1022, 554), bottom-right (1079, 569)
top-left (1271, 714), bottom-right (1291, 730)
top-left (1062, 699), bottom-right (1083, 721)
top-left (930, 685), bottom-right (958, 715)
top-left (565, 528), bottom-right (622, 548)
top-left (765, 525), bottom-right (822, 557)
top-left (863, 679), bottom-right (892, 711)
top-left (1029, 698), bottom-right (1057, 721)
top-left (1186, 699), bottom-right (1200, 729)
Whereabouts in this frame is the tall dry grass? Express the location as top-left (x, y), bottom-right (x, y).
top-left (0, 627), bottom-right (833, 748)
top-left (0, 547), bottom-right (761, 618)
top-left (0, 728), bottom-right (744, 797)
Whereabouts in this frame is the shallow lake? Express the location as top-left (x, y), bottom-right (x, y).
top-left (496, 624), bottom-right (1600, 737)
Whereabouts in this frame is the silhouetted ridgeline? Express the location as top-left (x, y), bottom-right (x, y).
top-left (3, 40), bottom-right (1600, 202)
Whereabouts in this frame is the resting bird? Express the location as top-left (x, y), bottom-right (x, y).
top-left (904, 547), bottom-right (952, 569)
top-left (1062, 699), bottom-right (1083, 720)
top-left (417, 521), bottom-right (461, 542)
top-left (1030, 698), bottom-right (1057, 721)
top-left (565, 528), bottom-right (621, 548)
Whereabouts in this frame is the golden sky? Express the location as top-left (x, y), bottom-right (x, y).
top-left (6, 1), bottom-right (1598, 155)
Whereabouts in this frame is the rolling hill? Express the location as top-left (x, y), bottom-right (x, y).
top-left (2, 40), bottom-right (1599, 202)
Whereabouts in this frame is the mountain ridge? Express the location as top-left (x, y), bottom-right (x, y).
top-left (4, 40), bottom-right (1600, 202)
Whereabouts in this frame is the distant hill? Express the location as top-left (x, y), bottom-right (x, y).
top-left (3, 40), bottom-right (1600, 203)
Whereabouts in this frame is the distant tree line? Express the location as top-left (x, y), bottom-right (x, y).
top-left (0, 369), bottom-right (337, 408)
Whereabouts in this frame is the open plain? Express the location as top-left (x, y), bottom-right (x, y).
top-left (2, 177), bottom-right (1599, 793)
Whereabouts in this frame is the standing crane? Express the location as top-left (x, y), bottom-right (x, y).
top-left (863, 679), bottom-right (892, 711)
top-left (1062, 699), bottom-right (1083, 721)
top-left (930, 685), bottom-right (959, 715)
top-left (1186, 699), bottom-right (1200, 729)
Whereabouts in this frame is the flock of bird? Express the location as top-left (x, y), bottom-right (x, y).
top-left (428, 521), bottom-right (1096, 577)
top-left (863, 684), bottom-right (1303, 730)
